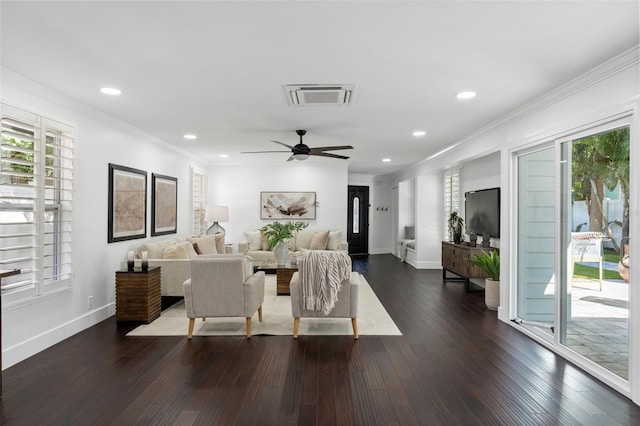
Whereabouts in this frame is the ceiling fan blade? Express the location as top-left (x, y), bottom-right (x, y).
top-left (240, 150), bottom-right (290, 154)
top-left (309, 145), bottom-right (354, 153)
top-left (287, 154), bottom-right (295, 162)
top-left (310, 152), bottom-right (351, 160)
top-left (271, 140), bottom-right (294, 149)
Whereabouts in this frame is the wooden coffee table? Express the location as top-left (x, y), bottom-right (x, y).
top-left (254, 260), bottom-right (298, 295)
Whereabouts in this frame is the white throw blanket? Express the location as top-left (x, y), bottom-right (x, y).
top-left (300, 250), bottom-right (352, 315)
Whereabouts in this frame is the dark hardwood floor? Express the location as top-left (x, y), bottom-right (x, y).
top-left (2, 254), bottom-right (640, 425)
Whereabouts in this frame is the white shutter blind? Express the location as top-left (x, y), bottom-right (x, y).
top-left (1, 104), bottom-right (74, 302)
top-left (191, 167), bottom-right (208, 235)
top-left (443, 170), bottom-right (460, 240)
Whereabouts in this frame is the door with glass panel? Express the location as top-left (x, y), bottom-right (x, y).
top-left (515, 122), bottom-right (631, 381)
top-left (347, 185), bottom-right (369, 254)
top-left (559, 124), bottom-right (630, 380)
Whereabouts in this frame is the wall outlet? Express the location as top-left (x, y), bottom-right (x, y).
top-left (88, 296), bottom-right (94, 310)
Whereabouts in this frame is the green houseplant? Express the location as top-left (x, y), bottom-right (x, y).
top-left (467, 250), bottom-right (500, 310)
top-left (259, 221), bottom-right (308, 265)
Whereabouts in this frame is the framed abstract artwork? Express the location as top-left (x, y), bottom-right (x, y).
top-left (260, 191), bottom-right (316, 219)
top-left (108, 163), bottom-right (147, 243)
top-left (151, 173), bottom-right (178, 236)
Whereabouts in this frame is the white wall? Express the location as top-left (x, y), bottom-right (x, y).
top-left (398, 179), bottom-right (415, 244)
top-left (207, 163), bottom-right (348, 245)
top-left (1, 69), bottom-right (207, 368)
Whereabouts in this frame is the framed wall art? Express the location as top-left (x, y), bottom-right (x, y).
top-left (260, 191), bottom-right (316, 220)
top-left (151, 173), bottom-right (178, 236)
top-left (108, 163), bottom-right (147, 243)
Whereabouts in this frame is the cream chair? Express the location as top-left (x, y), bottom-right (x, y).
top-left (289, 251), bottom-right (360, 339)
top-left (183, 255), bottom-right (265, 338)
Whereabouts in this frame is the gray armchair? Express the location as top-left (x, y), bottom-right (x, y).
top-left (183, 255), bottom-right (265, 338)
top-left (290, 251), bottom-right (360, 339)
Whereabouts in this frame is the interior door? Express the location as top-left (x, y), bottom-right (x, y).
top-left (347, 185), bottom-right (369, 254)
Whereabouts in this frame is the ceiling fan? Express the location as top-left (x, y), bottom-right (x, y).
top-left (242, 130), bottom-right (353, 161)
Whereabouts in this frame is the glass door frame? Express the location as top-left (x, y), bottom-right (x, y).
top-left (508, 110), bottom-right (638, 400)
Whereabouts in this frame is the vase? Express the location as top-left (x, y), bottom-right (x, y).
top-left (485, 278), bottom-right (500, 311)
top-left (274, 241), bottom-right (289, 265)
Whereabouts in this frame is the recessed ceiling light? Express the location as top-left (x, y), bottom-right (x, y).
top-left (456, 91), bottom-right (476, 99)
top-left (219, 154), bottom-right (229, 158)
top-left (100, 87), bottom-right (121, 95)
top-left (382, 158), bottom-right (391, 162)
top-left (183, 134), bottom-right (197, 140)
top-left (412, 130), bottom-right (426, 137)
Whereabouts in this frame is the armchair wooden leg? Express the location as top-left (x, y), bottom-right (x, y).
top-left (202, 317), bottom-right (206, 321)
top-left (293, 317), bottom-right (300, 339)
top-left (258, 306), bottom-right (263, 322)
top-left (188, 318), bottom-right (195, 339)
top-left (351, 318), bottom-right (359, 340)
top-left (246, 317), bottom-right (252, 338)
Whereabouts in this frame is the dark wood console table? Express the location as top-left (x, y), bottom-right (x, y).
top-left (441, 242), bottom-right (497, 292)
top-left (1, 269), bottom-right (21, 398)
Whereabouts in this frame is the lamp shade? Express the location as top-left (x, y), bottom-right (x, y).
top-left (206, 205), bottom-right (229, 222)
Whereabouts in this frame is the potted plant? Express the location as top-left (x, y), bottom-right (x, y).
top-left (260, 221), bottom-right (308, 265)
top-left (448, 212), bottom-right (464, 244)
top-left (467, 250), bottom-right (500, 310)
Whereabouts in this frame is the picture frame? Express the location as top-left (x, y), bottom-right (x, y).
top-left (108, 163), bottom-right (147, 243)
top-left (260, 191), bottom-right (316, 220)
top-left (151, 173), bottom-right (178, 236)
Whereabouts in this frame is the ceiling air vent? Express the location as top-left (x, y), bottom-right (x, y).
top-left (285, 84), bottom-right (354, 106)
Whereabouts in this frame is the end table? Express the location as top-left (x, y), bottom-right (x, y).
top-left (115, 266), bottom-right (161, 323)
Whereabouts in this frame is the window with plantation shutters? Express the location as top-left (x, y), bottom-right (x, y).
top-left (191, 166), bottom-right (207, 235)
top-left (0, 104), bottom-right (74, 304)
top-left (443, 169), bottom-right (460, 241)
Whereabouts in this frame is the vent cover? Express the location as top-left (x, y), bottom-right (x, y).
top-left (285, 84), bottom-right (354, 106)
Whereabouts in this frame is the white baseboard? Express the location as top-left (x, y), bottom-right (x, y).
top-left (369, 248), bottom-right (392, 255)
top-left (411, 260), bottom-right (441, 269)
top-left (3, 303), bottom-right (115, 369)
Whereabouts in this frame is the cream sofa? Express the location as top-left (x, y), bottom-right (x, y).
top-left (133, 234), bottom-right (231, 296)
top-left (238, 229), bottom-right (348, 264)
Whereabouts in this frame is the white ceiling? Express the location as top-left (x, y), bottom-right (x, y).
top-left (1, 1), bottom-right (638, 175)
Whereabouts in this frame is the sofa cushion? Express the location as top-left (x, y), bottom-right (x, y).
top-left (244, 231), bottom-right (262, 251)
top-left (142, 238), bottom-right (178, 259)
top-left (261, 235), bottom-right (270, 251)
top-left (178, 241), bottom-right (199, 258)
top-left (187, 235), bottom-right (218, 254)
top-left (295, 230), bottom-right (316, 250)
top-left (327, 230), bottom-right (342, 251)
top-left (310, 231), bottom-right (330, 250)
top-left (215, 233), bottom-right (226, 254)
top-left (163, 243), bottom-right (190, 259)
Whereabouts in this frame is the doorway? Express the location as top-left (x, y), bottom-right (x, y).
top-left (347, 185), bottom-right (369, 254)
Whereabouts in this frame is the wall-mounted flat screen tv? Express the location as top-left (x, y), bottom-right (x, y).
top-left (465, 187), bottom-right (500, 238)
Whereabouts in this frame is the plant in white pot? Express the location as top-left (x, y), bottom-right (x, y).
top-left (259, 221), bottom-right (308, 265)
top-left (467, 250), bottom-right (500, 310)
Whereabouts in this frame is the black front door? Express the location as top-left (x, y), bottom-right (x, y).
top-left (347, 185), bottom-right (369, 255)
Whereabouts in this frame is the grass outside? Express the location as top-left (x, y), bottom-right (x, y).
top-left (573, 249), bottom-right (623, 280)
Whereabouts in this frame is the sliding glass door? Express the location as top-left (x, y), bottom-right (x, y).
top-left (515, 119), bottom-right (631, 382)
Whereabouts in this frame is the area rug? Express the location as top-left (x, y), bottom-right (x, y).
top-left (127, 275), bottom-right (402, 337)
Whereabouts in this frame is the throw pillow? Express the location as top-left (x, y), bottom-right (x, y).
top-left (177, 241), bottom-right (198, 258)
top-left (192, 242), bottom-right (202, 255)
top-left (295, 230), bottom-right (315, 250)
top-left (244, 231), bottom-right (262, 251)
top-left (310, 231), bottom-right (330, 250)
top-left (163, 244), bottom-right (189, 259)
top-left (187, 235), bottom-right (218, 254)
top-left (261, 234), bottom-right (270, 251)
top-left (327, 230), bottom-right (342, 251)
top-left (214, 233), bottom-right (225, 255)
